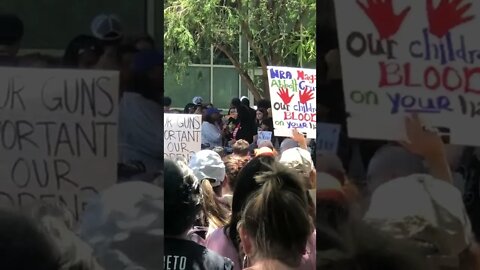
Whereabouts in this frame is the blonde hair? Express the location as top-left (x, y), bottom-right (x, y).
top-left (176, 156), bottom-right (230, 230)
top-left (199, 179), bottom-right (230, 229)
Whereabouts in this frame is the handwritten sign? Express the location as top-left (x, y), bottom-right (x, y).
top-left (316, 123), bottom-right (341, 153)
top-left (0, 67), bottom-right (119, 219)
top-left (164, 113), bottom-right (202, 161)
top-left (335, 0), bottom-right (480, 146)
top-left (267, 66), bottom-right (316, 139)
top-left (257, 131), bottom-right (273, 145)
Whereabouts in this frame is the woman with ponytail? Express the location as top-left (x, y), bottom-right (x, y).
top-left (237, 163), bottom-right (314, 269)
top-left (189, 150), bottom-right (231, 239)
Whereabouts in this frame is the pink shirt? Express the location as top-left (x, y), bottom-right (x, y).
top-left (206, 227), bottom-right (316, 270)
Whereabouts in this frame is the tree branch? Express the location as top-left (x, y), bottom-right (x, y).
top-left (240, 21), bottom-right (268, 68)
top-left (214, 44), bottom-right (262, 100)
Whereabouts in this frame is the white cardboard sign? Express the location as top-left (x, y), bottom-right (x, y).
top-left (317, 123), bottom-right (341, 153)
top-left (164, 113), bottom-right (202, 161)
top-left (267, 66), bottom-right (317, 139)
top-left (335, 0), bottom-right (480, 145)
top-left (257, 131), bottom-right (273, 145)
top-left (0, 67), bottom-right (119, 219)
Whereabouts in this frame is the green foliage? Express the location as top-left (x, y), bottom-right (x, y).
top-left (164, 0), bottom-right (316, 98)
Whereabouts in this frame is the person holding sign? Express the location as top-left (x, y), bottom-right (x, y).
top-left (253, 119), bottom-right (274, 147)
top-left (255, 108), bottom-right (269, 128)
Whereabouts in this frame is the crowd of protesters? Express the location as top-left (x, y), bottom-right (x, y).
top-left (0, 13), bottom-right (164, 270)
top-left (163, 82), bottom-right (318, 269)
top-left (165, 124), bottom-right (317, 269)
top-left (164, 95), bottom-right (286, 154)
top-left (163, 92), bottom-right (319, 268)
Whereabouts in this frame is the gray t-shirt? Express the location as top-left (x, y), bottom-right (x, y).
top-left (119, 92), bottom-right (162, 172)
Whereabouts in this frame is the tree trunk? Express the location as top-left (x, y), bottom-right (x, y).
top-left (261, 70), bottom-right (270, 100)
top-left (214, 44), bottom-right (263, 101)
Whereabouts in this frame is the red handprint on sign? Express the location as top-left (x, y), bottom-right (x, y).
top-left (356, 0), bottom-right (411, 40)
top-left (299, 89), bottom-right (314, 104)
top-left (427, 0), bottom-right (474, 38)
top-left (277, 88), bottom-right (294, 104)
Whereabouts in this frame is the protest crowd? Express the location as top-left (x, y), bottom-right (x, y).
top-left (163, 65), bottom-right (318, 269)
top-left (0, 13), bottom-right (164, 270)
top-left (163, 79), bottom-right (318, 269)
top-left (164, 95), bottom-right (283, 153)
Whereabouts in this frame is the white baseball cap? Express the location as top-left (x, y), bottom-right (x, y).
top-left (192, 96), bottom-right (203, 105)
top-left (91, 14), bottom-right (123, 41)
top-left (279, 147), bottom-right (314, 176)
top-left (365, 174), bottom-right (472, 256)
top-left (189, 150), bottom-right (226, 187)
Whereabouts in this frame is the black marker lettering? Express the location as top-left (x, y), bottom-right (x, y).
top-left (54, 159), bottom-right (78, 190)
top-left (36, 121), bottom-right (55, 156)
top-left (96, 77), bottom-right (114, 117)
top-left (10, 77), bottom-right (26, 111)
top-left (32, 159), bottom-right (49, 188)
top-left (64, 80), bottom-right (79, 113)
top-left (16, 120), bottom-right (38, 150)
top-left (18, 192), bottom-right (35, 207)
top-left (96, 122), bottom-right (116, 157)
top-left (0, 191), bottom-right (14, 205)
top-left (11, 158), bottom-right (30, 188)
top-left (81, 78), bottom-right (95, 116)
top-left (41, 77), bottom-right (62, 111)
top-left (76, 122), bottom-right (97, 156)
top-left (2, 120), bottom-right (17, 150)
top-left (54, 123), bottom-right (75, 156)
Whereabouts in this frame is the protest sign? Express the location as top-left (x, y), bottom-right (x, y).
top-left (257, 131), bottom-right (273, 145)
top-left (316, 123), bottom-right (341, 153)
top-left (267, 66), bottom-right (316, 139)
top-left (335, 0), bottom-right (480, 146)
top-left (0, 67), bottom-right (119, 219)
top-left (164, 113), bottom-right (202, 161)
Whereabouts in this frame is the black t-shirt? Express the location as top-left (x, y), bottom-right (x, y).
top-left (459, 148), bottom-right (480, 242)
top-left (0, 54), bottom-right (17, 67)
top-left (164, 237), bottom-right (234, 270)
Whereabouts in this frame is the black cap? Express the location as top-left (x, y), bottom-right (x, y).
top-left (163, 96), bottom-right (172, 107)
top-left (0, 14), bottom-right (24, 45)
top-left (164, 159), bottom-right (201, 235)
top-left (164, 159), bottom-right (200, 207)
top-left (164, 159), bottom-right (183, 190)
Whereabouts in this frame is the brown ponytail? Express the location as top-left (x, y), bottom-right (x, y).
top-left (199, 179), bottom-right (230, 229)
top-left (239, 163), bottom-right (313, 267)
